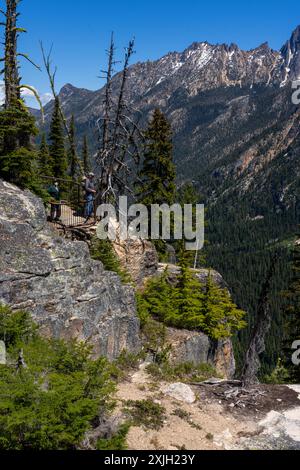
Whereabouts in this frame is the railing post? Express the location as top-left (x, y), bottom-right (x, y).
top-left (41, 176), bottom-right (95, 228)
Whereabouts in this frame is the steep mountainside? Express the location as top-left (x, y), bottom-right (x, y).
top-left (39, 26), bottom-right (300, 204)
top-left (37, 25), bottom-right (300, 373)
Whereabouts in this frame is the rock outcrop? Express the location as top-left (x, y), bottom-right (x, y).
top-left (157, 263), bottom-right (227, 287)
top-left (143, 263), bottom-right (235, 378)
top-left (0, 181), bottom-right (237, 373)
top-left (0, 180), bottom-right (140, 359)
top-left (166, 327), bottom-right (236, 379)
top-left (113, 239), bottom-right (158, 286)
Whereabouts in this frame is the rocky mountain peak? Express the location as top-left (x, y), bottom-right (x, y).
top-left (58, 82), bottom-right (94, 102)
top-left (289, 24), bottom-right (300, 51)
top-left (255, 41), bottom-right (271, 52)
top-left (39, 25), bottom-right (300, 144)
top-left (280, 24), bottom-right (300, 80)
top-left (59, 82), bottom-right (78, 96)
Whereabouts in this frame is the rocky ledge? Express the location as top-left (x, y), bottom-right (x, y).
top-left (166, 327), bottom-right (235, 379)
top-left (0, 179), bottom-right (236, 374)
top-left (0, 180), bottom-right (140, 359)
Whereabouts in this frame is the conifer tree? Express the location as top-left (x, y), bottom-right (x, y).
top-left (202, 273), bottom-right (246, 340)
top-left (82, 135), bottom-right (91, 174)
top-left (135, 109), bottom-right (176, 256)
top-left (68, 115), bottom-right (78, 180)
top-left (174, 261), bottom-right (205, 330)
top-left (90, 237), bottom-right (131, 283)
top-left (49, 97), bottom-right (67, 179)
top-left (136, 109), bottom-right (175, 207)
top-left (0, 305), bottom-right (117, 450)
top-left (138, 267), bottom-right (246, 341)
top-left (37, 133), bottom-right (52, 176)
top-left (137, 270), bottom-right (176, 324)
top-left (0, 0), bottom-right (40, 190)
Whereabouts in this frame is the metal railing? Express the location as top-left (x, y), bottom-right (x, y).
top-left (41, 176), bottom-right (97, 228)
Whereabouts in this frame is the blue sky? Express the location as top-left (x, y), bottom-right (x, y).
top-left (1, 0), bottom-right (299, 107)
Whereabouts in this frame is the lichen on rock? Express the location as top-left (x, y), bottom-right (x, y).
top-left (0, 179), bottom-right (140, 359)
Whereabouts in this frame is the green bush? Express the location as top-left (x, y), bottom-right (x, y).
top-left (0, 305), bottom-right (38, 348)
top-left (115, 350), bottom-right (145, 373)
top-left (97, 423), bottom-right (130, 450)
top-left (0, 306), bottom-right (116, 450)
top-left (264, 359), bottom-right (290, 384)
top-left (172, 408), bottom-right (202, 430)
top-left (90, 238), bottom-right (131, 284)
top-left (124, 399), bottom-right (166, 431)
top-left (137, 268), bottom-right (246, 340)
top-left (146, 361), bottom-right (219, 383)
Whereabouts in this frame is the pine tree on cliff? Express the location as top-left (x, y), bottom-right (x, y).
top-left (67, 115), bottom-right (78, 180)
top-left (0, 0), bottom-right (42, 190)
top-left (202, 273), bottom-right (246, 341)
top-left (49, 97), bottom-right (67, 179)
top-left (136, 109), bottom-right (175, 207)
top-left (135, 109), bottom-right (175, 255)
top-left (138, 265), bottom-right (246, 341)
top-left (37, 133), bottom-right (52, 176)
top-left (82, 135), bottom-right (91, 174)
top-left (173, 257), bottom-right (206, 330)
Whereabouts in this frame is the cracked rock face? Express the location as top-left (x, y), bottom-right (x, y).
top-left (166, 327), bottom-right (236, 379)
top-left (113, 239), bottom-right (159, 286)
top-left (0, 180), bottom-right (140, 359)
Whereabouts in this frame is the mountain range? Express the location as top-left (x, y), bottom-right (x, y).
top-left (39, 25), bottom-right (300, 204)
top-left (38, 25), bottom-right (300, 373)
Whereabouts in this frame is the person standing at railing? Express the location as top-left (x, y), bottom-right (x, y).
top-left (47, 181), bottom-right (61, 222)
top-left (84, 172), bottom-right (96, 222)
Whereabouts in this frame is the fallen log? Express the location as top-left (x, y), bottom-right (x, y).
top-left (188, 379), bottom-right (242, 387)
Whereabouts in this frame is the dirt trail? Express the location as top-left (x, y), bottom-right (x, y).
top-left (115, 364), bottom-right (287, 450)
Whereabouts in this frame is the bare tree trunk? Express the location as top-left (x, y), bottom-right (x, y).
top-left (40, 44), bottom-right (83, 177)
top-left (3, 0), bottom-right (20, 108)
top-left (101, 33), bottom-right (115, 154)
top-left (241, 256), bottom-right (278, 386)
top-left (96, 37), bottom-right (142, 204)
top-left (96, 33), bottom-right (115, 202)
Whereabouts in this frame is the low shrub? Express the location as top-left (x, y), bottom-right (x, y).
top-left (123, 399), bottom-right (166, 431)
top-left (97, 423), bottom-right (130, 450)
top-left (90, 237), bottom-right (131, 284)
top-left (0, 305), bottom-right (117, 450)
top-left (146, 361), bottom-right (219, 383)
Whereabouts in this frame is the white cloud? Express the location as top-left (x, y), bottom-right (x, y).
top-left (20, 86), bottom-right (53, 107)
top-left (0, 81), bottom-right (52, 108)
top-left (40, 92), bottom-right (53, 105)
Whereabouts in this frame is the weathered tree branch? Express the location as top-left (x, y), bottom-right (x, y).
top-left (40, 42), bottom-right (83, 176)
top-left (95, 36), bottom-right (143, 204)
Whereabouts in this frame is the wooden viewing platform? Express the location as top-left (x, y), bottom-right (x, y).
top-left (41, 176), bottom-right (97, 229)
